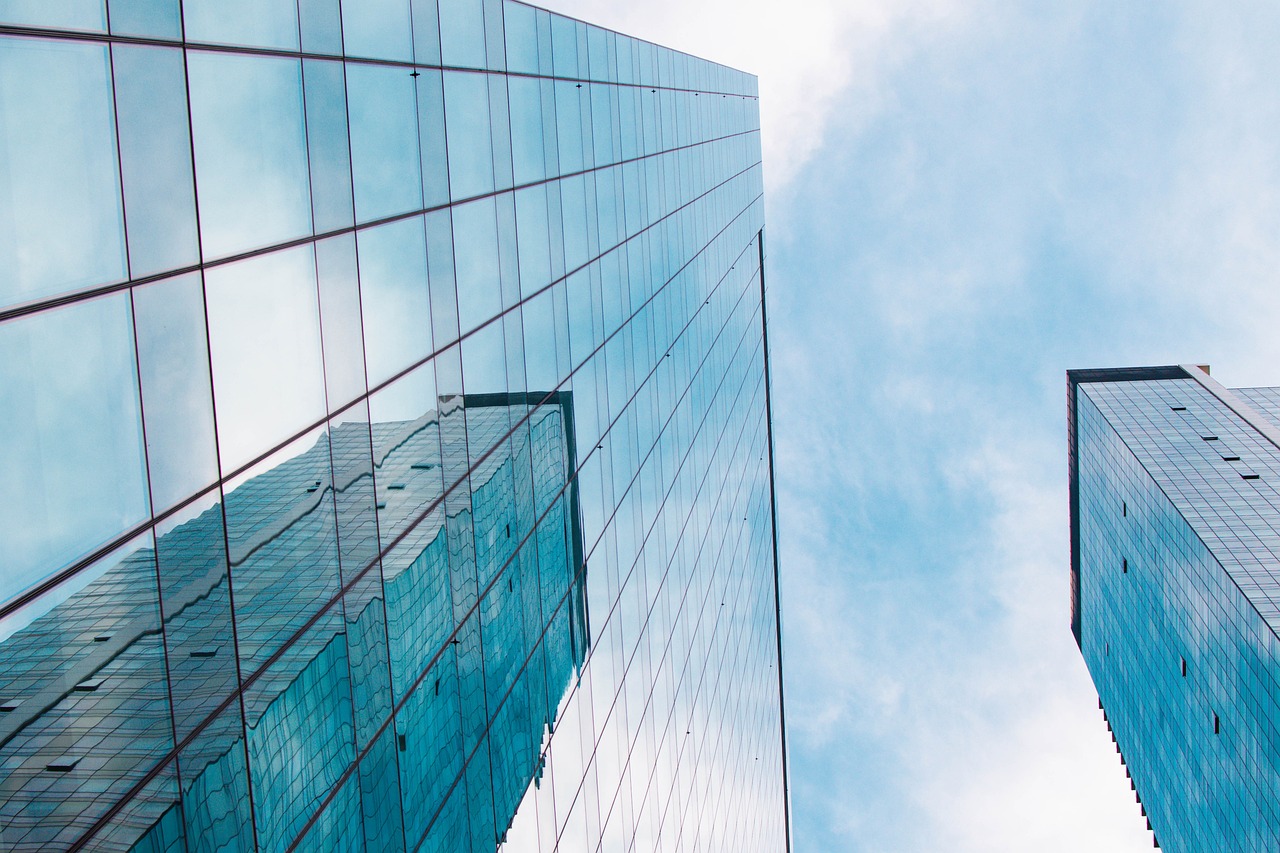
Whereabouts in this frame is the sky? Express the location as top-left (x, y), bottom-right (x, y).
top-left (544, 0), bottom-right (1280, 850)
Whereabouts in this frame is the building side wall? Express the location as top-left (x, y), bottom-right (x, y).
top-left (0, 1), bottom-right (788, 850)
top-left (1076, 384), bottom-right (1280, 853)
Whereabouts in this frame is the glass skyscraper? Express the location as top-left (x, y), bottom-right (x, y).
top-left (1069, 364), bottom-right (1280, 852)
top-left (0, 1), bottom-right (790, 850)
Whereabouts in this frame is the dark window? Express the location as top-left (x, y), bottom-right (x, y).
top-left (1223, 456), bottom-right (1241, 462)
top-left (1202, 436), bottom-right (1219, 442)
top-left (1214, 713), bottom-right (1220, 735)
top-left (1122, 501), bottom-right (1127, 517)
top-left (1171, 406), bottom-right (1187, 411)
top-left (1243, 474), bottom-right (1261, 481)
top-left (1181, 657), bottom-right (1187, 677)
top-left (1122, 558), bottom-right (1128, 574)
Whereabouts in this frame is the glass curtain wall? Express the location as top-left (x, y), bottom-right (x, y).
top-left (0, 1), bottom-right (787, 850)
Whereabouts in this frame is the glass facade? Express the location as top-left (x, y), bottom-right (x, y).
top-left (1069, 365), bottom-right (1280, 853)
top-left (0, 2), bottom-right (789, 851)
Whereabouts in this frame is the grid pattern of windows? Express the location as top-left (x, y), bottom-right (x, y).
top-left (0, 1), bottom-right (788, 851)
top-left (1072, 372), bottom-right (1280, 852)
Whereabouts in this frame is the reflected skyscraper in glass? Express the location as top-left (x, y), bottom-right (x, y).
top-left (0, 0), bottom-right (789, 850)
top-left (1069, 365), bottom-right (1280, 852)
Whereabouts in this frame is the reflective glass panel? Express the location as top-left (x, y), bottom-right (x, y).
top-left (204, 244), bottom-right (327, 474)
top-left (132, 272), bottom-right (220, 512)
top-left (303, 58), bottom-right (355, 234)
top-left (347, 62), bottom-right (423, 223)
top-left (357, 216), bottom-right (433, 388)
top-left (0, 36), bottom-right (125, 310)
top-left (0, 0), bottom-right (104, 29)
top-left (183, 0), bottom-right (299, 50)
top-left (188, 51), bottom-right (311, 261)
top-left (444, 70), bottom-right (494, 201)
top-left (112, 43), bottom-right (199, 279)
top-left (0, 293), bottom-right (148, 606)
top-left (452, 196), bottom-right (501, 334)
top-left (438, 0), bottom-right (486, 69)
top-left (108, 0), bottom-right (181, 38)
top-left (340, 0), bottom-right (413, 61)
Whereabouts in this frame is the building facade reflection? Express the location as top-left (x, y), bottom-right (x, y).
top-left (0, 395), bottom-right (586, 851)
top-left (0, 0), bottom-right (788, 849)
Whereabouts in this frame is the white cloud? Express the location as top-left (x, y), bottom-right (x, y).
top-left (540, 0), bottom-right (963, 206)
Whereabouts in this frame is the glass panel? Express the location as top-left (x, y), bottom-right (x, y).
top-left (444, 70), bottom-right (494, 201)
top-left (507, 76), bottom-right (544, 187)
top-left (204, 243), bottom-right (327, 474)
top-left (514, 183), bottom-right (550, 300)
top-left (347, 62), bottom-right (423, 223)
top-left (182, 0), bottom-right (299, 50)
top-left (555, 80), bottom-right (585, 175)
top-left (356, 216), bottom-right (433, 388)
top-left (438, 0), bottom-right (485, 69)
top-left (132, 271), bottom-right (219, 512)
top-left (0, 293), bottom-right (148, 606)
top-left (0, 0), bottom-right (104, 29)
top-left (340, 0), bottom-right (413, 61)
top-left (108, 0), bottom-right (181, 38)
top-left (0, 532), bottom-right (174, 851)
top-left (502, 0), bottom-right (536, 75)
top-left (303, 58), bottom-right (355, 234)
top-left (417, 68), bottom-right (450, 209)
top-left (481, 0), bottom-right (504, 72)
top-left (175, 696), bottom-right (255, 851)
top-left (316, 233), bottom-right (367, 410)
top-left (488, 72), bottom-right (514, 192)
top-left (0, 36), bottom-right (125, 309)
top-left (112, 43), bottom-right (199, 279)
top-left (461, 320), bottom-right (506, 395)
top-left (222, 424), bottom-right (342, 675)
top-left (452, 196), bottom-right (500, 334)
top-left (187, 51), bottom-right (311, 261)
top-left (299, 0), bottom-right (343, 54)
top-left (410, 0), bottom-right (441, 66)
top-left (152, 491), bottom-right (237, 745)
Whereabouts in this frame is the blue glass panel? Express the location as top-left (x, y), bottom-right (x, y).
top-left (444, 70), bottom-right (494, 201)
top-left (507, 77), bottom-right (543, 186)
top-left (175, 701), bottom-right (255, 852)
top-left (0, 293), bottom-right (148, 606)
top-left (0, 36), bottom-right (124, 310)
top-left (502, 0), bottom-right (536, 74)
top-left (0, 0), bottom-right (104, 29)
top-left (187, 51), bottom-right (311, 261)
top-left (411, 0), bottom-right (442, 65)
top-left (299, 0), bottom-right (343, 54)
top-left (489, 75), bottom-right (514, 193)
top-left (204, 244), bottom-right (327, 474)
top-left (316, 234), bottom-right (366, 409)
top-left (340, 0), bottom-right (413, 61)
top-left (132, 272), bottom-right (219, 513)
top-left (112, 43), bottom-right (199, 279)
top-left (357, 216), bottom-right (433, 388)
top-left (417, 68), bottom-right (450, 208)
top-left (0, 531), bottom-right (177, 851)
top-left (303, 59), bottom-right (355, 233)
top-left (108, 0), bottom-right (181, 38)
top-left (453, 196), bottom-right (501, 334)
top-left (183, 0), bottom-right (299, 49)
top-left (347, 62), bottom-right (423, 223)
top-left (438, 0), bottom-right (486, 69)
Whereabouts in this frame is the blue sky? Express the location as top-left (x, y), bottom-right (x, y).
top-left (547, 0), bottom-right (1280, 849)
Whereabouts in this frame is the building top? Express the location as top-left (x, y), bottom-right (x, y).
top-left (1068, 364), bottom-right (1280, 645)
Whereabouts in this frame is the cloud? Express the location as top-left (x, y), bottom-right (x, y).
top-left (540, 0), bottom-right (964, 206)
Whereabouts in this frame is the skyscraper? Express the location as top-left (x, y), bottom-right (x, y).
top-left (0, 1), bottom-right (790, 850)
top-left (1068, 364), bottom-right (1280, 852)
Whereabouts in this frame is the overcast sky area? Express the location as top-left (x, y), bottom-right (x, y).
top-left (547, 1), bottom-right (1280, 850)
